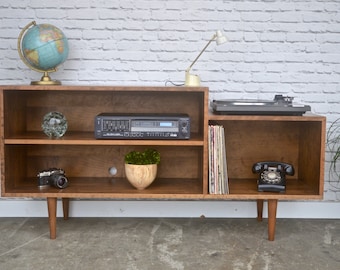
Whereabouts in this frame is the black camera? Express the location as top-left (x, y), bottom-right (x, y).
top-left (37, 168), bottom-right (68, 189)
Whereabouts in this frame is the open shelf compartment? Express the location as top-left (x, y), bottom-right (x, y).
top-left (208, 115), bottom-right (325, 199)
top-left (2, 144), bottom-right (204, 197)
top-left (3, 88), bottom-right (207, 141)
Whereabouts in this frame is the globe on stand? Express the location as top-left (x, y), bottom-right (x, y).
top-left (17, 21), bottom-right (69, 85)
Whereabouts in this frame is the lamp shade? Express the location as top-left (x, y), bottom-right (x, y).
top-left (216, 30), bottom-right (227, 45)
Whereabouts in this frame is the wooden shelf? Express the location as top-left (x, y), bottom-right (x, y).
top-left (4, 177), bottom-right (320, 200)
top-left (209, 111), bottom-right (324, 122)
top-left (4, 132), bottom-right (204, 146)
top-left (228, 178), bottom-right (321, 199)
top-left (4, 177), bottom-right (204, 199)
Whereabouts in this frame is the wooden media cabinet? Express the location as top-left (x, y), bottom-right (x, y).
top-left (0, 85), bottom-right (325, 241)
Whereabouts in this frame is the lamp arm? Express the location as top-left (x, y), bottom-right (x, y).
top-left (185, 33), bottom-right (217, 72)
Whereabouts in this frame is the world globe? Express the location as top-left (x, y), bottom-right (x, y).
top-left (18, 21), bottom-right (69, 85)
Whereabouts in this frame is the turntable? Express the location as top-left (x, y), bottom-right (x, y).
top-left (211, 95), bottom-right (311, 116)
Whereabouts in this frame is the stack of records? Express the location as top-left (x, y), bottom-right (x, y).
top-left (208, 125), bottom-right (229, 194)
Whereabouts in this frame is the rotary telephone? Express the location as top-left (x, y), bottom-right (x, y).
top-left (252, 161), bottom-right (294, 192)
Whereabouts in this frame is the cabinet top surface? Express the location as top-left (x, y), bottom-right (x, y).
top-left (209, 111), bottom-right (326, 121)
top-left (0, 85), bottom-right (209, 93)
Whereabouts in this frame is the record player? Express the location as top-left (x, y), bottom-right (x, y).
top-left (211, 95), bottom-right (311, 116)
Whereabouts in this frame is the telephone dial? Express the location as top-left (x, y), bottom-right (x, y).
top-left (252, 161), bottom-right (294, 192)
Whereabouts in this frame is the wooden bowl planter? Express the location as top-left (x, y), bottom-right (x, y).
top-left (125, 164), bottom-right (157, 190)
top-left (124, 149), bottom-right (160, 190)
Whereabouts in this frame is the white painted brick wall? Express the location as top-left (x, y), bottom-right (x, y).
top-left (1, 0), bottom-right (340, 201)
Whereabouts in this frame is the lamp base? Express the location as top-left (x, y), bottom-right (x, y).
top-left (185, 72), bottom-right (200, 86)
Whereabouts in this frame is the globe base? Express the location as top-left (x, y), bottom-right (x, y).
top-left (31, 72), bottom-right (61, 85)
top-left (31, 80), bottom-right (61, 85)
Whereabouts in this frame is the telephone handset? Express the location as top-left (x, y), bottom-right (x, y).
top-left (252, 161), bottom-right (294, 192)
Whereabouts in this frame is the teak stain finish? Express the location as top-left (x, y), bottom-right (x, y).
top-left (0, 85), bottom-right (325, 241)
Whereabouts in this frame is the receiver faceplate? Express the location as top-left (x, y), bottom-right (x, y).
top-left (95, 113), bottom-right (190, 139)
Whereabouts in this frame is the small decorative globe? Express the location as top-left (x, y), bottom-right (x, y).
top-left (18, 21), bottom-right (69, 85)
top-left (42, 111), bottom-right (68, 138)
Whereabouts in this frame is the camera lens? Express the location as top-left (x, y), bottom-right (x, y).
top-left (55, 176), bottom-right (68, 189)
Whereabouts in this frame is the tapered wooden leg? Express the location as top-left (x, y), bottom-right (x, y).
top-left (47, 197), bottom-right (57, 239)
top-left (267, 199), bottom-right (278, 241)
top-left (257, 199), bottom-right (264, 221)
top-left (62, 198), bottom-right (69, 220)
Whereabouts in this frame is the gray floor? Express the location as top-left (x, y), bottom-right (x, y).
top-left (0, 217), bottom-right (339, 270)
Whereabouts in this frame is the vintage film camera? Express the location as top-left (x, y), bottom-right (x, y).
top-left (37, 168), bottom-right (68, 189)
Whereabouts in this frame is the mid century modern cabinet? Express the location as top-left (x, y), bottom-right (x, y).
top-left (0, 85), bottom-right (325, 241)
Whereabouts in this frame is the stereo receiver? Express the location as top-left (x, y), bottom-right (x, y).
top-left (95, 113), bottom-right (190, 139)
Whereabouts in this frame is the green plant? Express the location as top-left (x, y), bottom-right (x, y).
top-left (124, 149), bottom-right (160, 165)
top-left (326, 118), bottom-right (340, 186)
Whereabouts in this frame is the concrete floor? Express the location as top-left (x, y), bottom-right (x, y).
top-left (0, 218), bottom-right (339, 270)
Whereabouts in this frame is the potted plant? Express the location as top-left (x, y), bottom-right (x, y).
top-left (327, 118), bottom-right (340, 189)
top-left (124, 149), bottom-right (161, 190)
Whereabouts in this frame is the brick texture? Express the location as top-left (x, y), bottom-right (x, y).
top-left (0, 0), bottom-right (339, 200)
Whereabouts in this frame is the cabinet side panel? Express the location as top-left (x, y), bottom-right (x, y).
top-left (4, 91), bottom-right (27, 137)
top-left (2, 91), bottom-right (29, 195)
top-left (298, 120), bottom-right (325, 196)
top-left (202, 90), bottom-right (209, 194)
top-left (0, 89), bottom-right (4, 194)
top-left (4, 146), bottom-right (28, 193)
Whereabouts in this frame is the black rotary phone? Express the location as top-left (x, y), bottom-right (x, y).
top-left (252, 161), bottom-right (294, 192)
